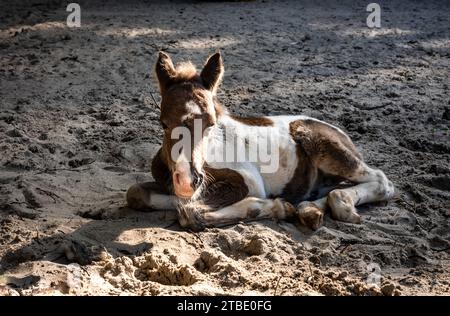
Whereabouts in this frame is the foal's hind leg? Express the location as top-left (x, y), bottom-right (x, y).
top-left (298, 164), bottom-right (394, 229)
top-left (297, 197), bottom-right (327, 230)
top-left (291, 119), bottom-right (394, 229)
top-left (326, 164), bottom-right (395, 223)
top-left (126, 182), bottom-right (178, 211)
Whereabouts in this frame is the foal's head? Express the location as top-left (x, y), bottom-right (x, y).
top-left (155, 52), bottom-right (224, 198)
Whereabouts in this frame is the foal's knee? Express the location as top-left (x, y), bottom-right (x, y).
top-left (126, 183), bottom-right (150, 210)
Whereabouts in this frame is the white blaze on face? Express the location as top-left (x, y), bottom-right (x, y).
top-left (192, 118), bottom-right (204, 174)
top-left (182, 101), bottom-right (201, 120)
top-left (170, 125), bottom-right (194, 198)
top-left (190, 92), bottom-right (216, 175)
top-left (172, 149), bottom-right (194, 198)
top-left (180, 101), bottom-right (204, 177)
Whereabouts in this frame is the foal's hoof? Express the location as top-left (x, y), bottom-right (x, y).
top-left (272, 198), bottom-right (296, 218)
top-left (297, 202), bottom-right (324, 230)
top-left (327, 190), bottom-right (361, 224)
top-left (283, 201), bottom-right (297, 217)
top-left (126, 183), bottom-right (151, 210)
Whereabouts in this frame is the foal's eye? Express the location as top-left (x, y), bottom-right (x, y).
top-left (161, 122), bottom-right (168, 130)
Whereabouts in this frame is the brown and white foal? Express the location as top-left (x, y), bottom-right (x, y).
top-left (126, 52), bottom-right (395, 231)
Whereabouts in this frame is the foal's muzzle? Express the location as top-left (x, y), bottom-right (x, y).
top-left (172, 163), bottom-right (204, 198)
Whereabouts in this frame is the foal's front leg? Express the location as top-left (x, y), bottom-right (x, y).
top-left (205, 197), bottom-right (296, 226)
top-left (176, 167), bottom-right (296, 231)
top-left (126, 182), bottom-right (178, 211)
top-left (178, 197), bottom-right (296, 231)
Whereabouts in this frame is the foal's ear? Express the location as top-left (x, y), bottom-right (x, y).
top-left (155, 51), bottom-right (176, 92)
top-left (200, 52), bottom-right (224, 94)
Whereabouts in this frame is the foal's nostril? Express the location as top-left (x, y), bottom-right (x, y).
top-left (173, 171), bottom-right (181, 186)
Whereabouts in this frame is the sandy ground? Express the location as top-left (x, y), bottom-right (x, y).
top-left (0, 0), bottom-right (449, 296)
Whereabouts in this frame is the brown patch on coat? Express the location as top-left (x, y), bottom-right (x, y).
top-left (282, 119), bottom-right (364, 204)
top-left (230, 115), bottom-right (274, 126)
top-left (289, 119), bottom-right (362, 174)
top-left (201, 165), bottom-right (249, 209)
top-left (280, 142), bottom-right (319, 204)
top-left (151, 148), bottom-right (173, 194)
